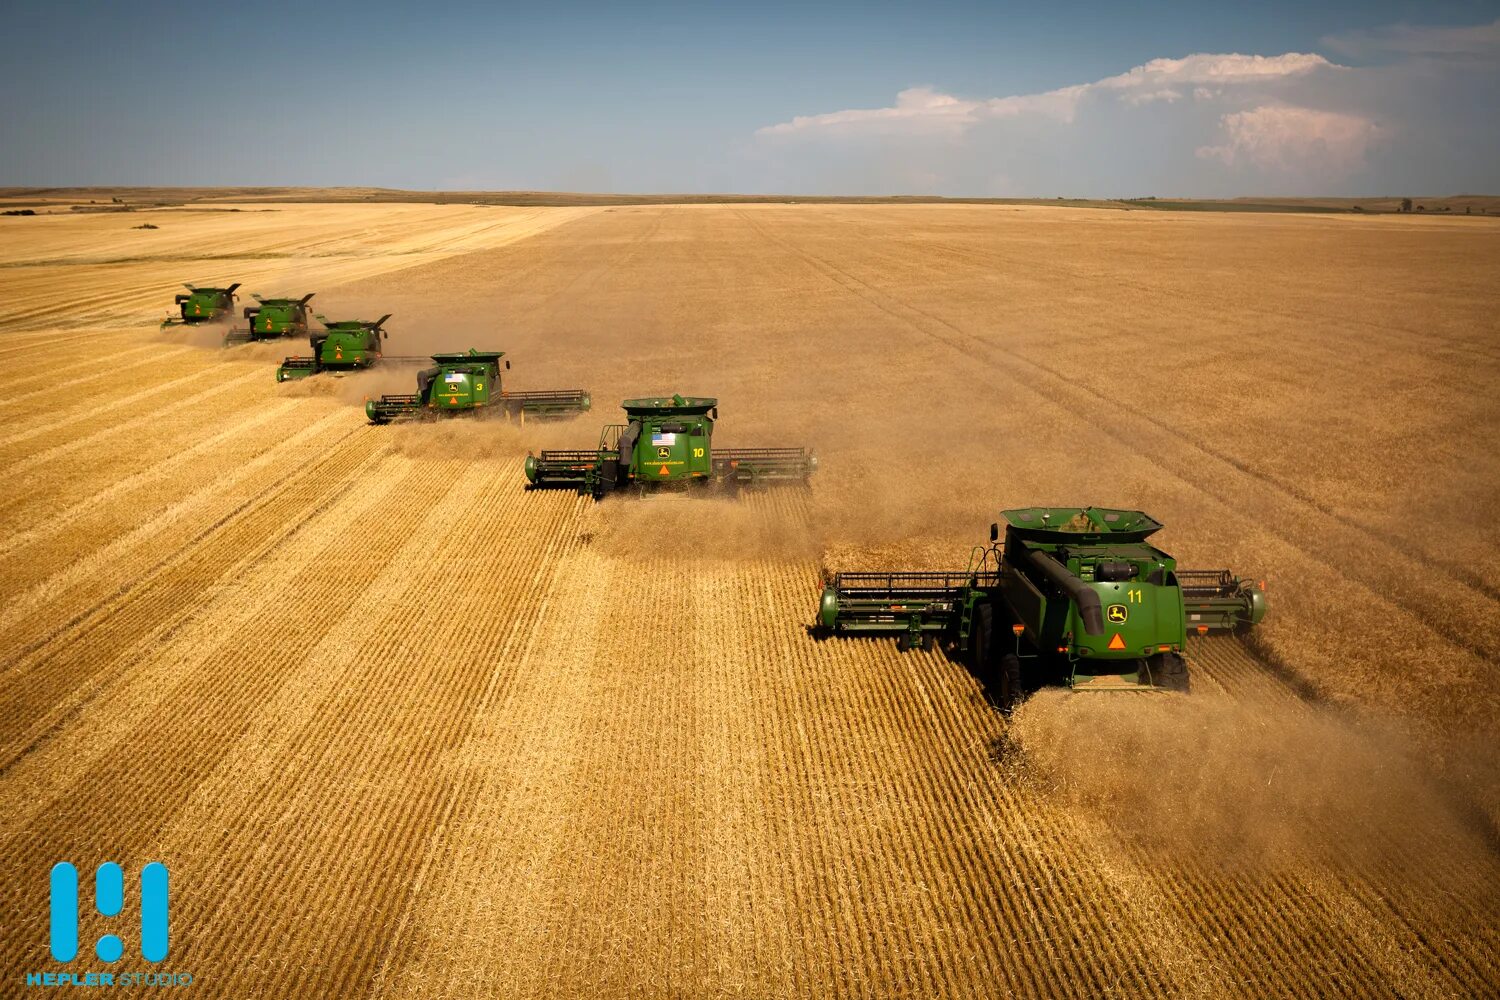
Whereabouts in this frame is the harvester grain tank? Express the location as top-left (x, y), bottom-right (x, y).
top-left (524, 394), bottom-right (815, 498)
top-left (275, 315), bottom-right (425, 381)
top-left (225, 293), bottom-right (315, 346)
top-left (365, 349), bottom-right (591, 423)
top-left (161, 283), bottom-right (240, 328)
top-left (816, 507), bottom-right (1266, 707)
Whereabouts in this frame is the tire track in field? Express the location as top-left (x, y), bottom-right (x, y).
top-left (850, 234), bottom-right (1500, 595)
top-left (732, 210), bottom-right (1499, 664)
top-left (828, 215), bottom-right (1500, 366)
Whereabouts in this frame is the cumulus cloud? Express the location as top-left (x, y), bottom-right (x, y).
top-left (1196, 105), bottom-right (1386, 174)
top-left (750, 17), bottom-right (1500, 196)
top-left (758, 52), bottom-right (1335, 136)
top-left (759, 86), bottom-right (985, 136)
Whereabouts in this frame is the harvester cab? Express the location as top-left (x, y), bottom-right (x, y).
top-left (161, 283), bottom-right (240, 329)
top-left (365, 349), bottom-right (591, 424)
top-left (276, 314), bottom-right (399, 381)
top-left (524, 394), bottom-right (816, 498)
top-left (816, 506), bottom-right (1266, 708)
top-left (225, 293), bottom-right (315, 346)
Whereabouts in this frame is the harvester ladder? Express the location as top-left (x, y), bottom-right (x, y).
top-left (956, 544), bottom-right (999, 646)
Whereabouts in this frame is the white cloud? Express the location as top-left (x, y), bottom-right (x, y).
top-left (758, 86), bottom-right (984, 136)
top-left (1196, 105), bottom-right (1385, 174)
top-left (758, 52), bottom-right (1335, 136)
top-left (750, 18), bottom-right (1499, 196)
top-left (1091, 52), bottom-right (1332, 91)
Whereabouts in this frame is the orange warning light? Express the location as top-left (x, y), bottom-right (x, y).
top-left (1196, 625), bottom-right (1209, 634)
top-left (1011, 624), bottom-right (1024, 635)
top-left (1107, 633), bottom-right (1127, 650)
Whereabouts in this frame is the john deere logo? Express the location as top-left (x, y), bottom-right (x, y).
top-left (656, 446), bottom-right (671, 459)
top-left (1106, 604), bottom-right (1128, 624)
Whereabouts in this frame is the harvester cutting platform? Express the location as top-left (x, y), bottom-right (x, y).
top-left (817, 507), bottom-right (1266, 706)
top-left (524, 394), bottom-right (815, 498)
top-left (161, 283), bottom-right (240, 328)
top-left (224, 293), bottom-right (315, 346)
top-left (366, 349), bottom-right (590, 423)
top-left (275, 315), bottom-right (426, 381)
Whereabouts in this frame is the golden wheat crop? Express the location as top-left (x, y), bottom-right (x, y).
top-left (0, 200), bottom-right (1496, 998)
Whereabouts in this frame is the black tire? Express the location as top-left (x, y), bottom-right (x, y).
top-left (970, 603), bottom-right (994, 672)
top-left (1153, 652), bottom-right (1190, 693)
top-left (998, 654), bottom-right (1023, 712)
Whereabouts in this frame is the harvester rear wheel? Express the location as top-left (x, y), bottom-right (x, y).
top-left (1153, 652), bottom-right (1190, 693)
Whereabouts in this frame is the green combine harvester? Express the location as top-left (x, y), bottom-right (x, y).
top-left (525, 394), bottom-right (816, 498)
top-left (365, 349), bottom-right (590, 423)
top-left (816, 507), bottom-right (1267, 707)
top-left (161, 283), bottom-right (240, 329)
top-left (275, 315), bottom-right (425, 381)
top-left (224, 293), bottom-right (315, 346)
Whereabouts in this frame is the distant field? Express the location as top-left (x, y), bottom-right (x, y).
top-left (1, 202), bottom-right (1497, 998)
top-left (3, 185), bottom-right (1497, 215)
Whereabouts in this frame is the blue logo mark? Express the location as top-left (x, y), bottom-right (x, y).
top-left (49, 862), bottom-right (169, 963)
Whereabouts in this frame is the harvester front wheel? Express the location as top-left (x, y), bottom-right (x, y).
top-left (970, 604), bottom-right (995, 672)
top-left (1152, 652), bottom-right (1190, 693)
top-left (997, 654), bottom-right (1022, 713)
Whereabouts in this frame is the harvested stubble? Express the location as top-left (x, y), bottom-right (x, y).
top-left (1, 200), bottom-right (1497, 999)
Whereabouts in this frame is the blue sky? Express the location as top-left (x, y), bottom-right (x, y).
top-left (1, 0), bottom-right (1497, 195)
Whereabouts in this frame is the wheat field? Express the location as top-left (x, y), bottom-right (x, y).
top-left (1, 201), bottom-right (1497, 998)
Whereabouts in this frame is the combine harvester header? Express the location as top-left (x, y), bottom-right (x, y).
top-left (365, 349), bottom-right (590, 423)
top-left (817, 506), bottom-right (1266, 707)
top-left (224, 293), bottom-right (315, 346)
top-left (161, 283), bottom-right (239, 329)
top-left (525, 394), bottom-right (815, 498)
